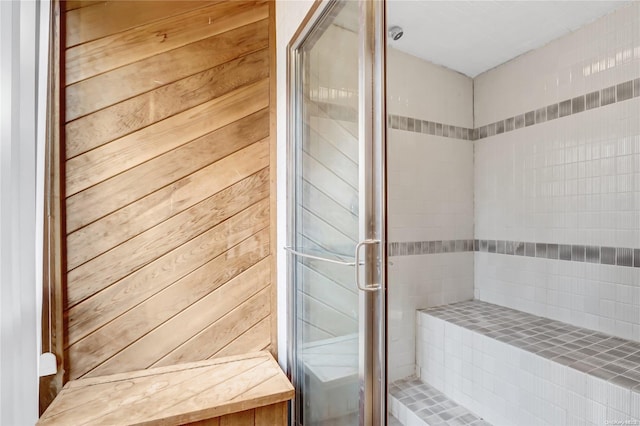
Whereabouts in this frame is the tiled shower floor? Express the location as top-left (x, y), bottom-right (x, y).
top-left (423, 300), bottom-right (640, 392)
top-left (389, 376), bottom-right (491, 426)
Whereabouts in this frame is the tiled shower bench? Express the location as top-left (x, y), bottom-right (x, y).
top-left (415, 300), bottom-right (640, 426)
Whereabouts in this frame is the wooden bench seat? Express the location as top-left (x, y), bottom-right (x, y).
top-left (38, 351), bottom-right (293, 425)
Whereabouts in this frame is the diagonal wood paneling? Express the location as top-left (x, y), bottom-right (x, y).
top-left (66, 2), bottom-right (267, 85)
top-left (65, 51), bottom-right (269, 159)
top-left (66, 170), bottom-right (270, 345)
top-left (67, 200), bottom-right (269, 379)
top-left (91, 255), bottom-right (271, 376)
top-left (66, 18), bottom-right (268, 121)
top-left (153, 283), bottom-right (272, 367)
top-left (39, 352), bottom-right (292, 425)
top-left (66, 138), bottom-right (269, 268)
top-left (65, 80), bottom-right (269, 196)
top-left (65, 1), bottom-right (220, 48)
top-left (213, 316), bottom-right (272, 359)
top-left (62, 0), bottom-right (276, 383)
top-left (66, 111), bottom-right (270, 264)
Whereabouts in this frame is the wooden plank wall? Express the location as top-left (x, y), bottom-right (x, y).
top-left (62, 0), bottom-right (276, 381)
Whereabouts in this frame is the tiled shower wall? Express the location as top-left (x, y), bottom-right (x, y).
top-left (474, 3), bottom-right (640, 341)
top-left (387, 48), bottom-right (474, 381)
top-left (388, 3), bottom-right (640, 383)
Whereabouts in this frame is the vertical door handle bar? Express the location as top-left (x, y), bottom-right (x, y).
top-left (354, 239), bottom-right (381, 292)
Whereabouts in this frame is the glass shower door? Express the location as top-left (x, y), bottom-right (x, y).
top-left (287, 1), bottom-right (386, 425)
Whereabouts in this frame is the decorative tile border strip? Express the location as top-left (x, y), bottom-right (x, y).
top-left (388, 239), bottom-right (475, 257)
top-left (475, 239), bottom-right (640, 268)
top-left (475, 77), bottom-right (640, 140)
top-left (389, 77), bottom-right (640, 141)
top-left (389, 239), bottom-right (640, 268)
top-left (388, 114), bottom-right (474, 141)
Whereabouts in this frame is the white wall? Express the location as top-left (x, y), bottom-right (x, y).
top-left (388, 49), bottom-right (473, 129)
top-left (474, 2), bottom-right (640, 340)
top-left (387, 48), bottom-right (474, 380)
top-left (275, 0), bottom-right (315, 369)
top-left (0, 0), bottom-right (49, 423)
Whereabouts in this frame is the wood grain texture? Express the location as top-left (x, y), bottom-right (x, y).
top-left (67, 139), bottom-right (269, 265)
top-left (212, 316), bottom-right (271, 359)
top-left (66, 79), bottom-right (269, 196)
top-left (153, 284), bottom-right (271, 368)
top-left (66, 111), bottom-right (269, 267)
top-left (255, 402), bottom-right (287, 425)
top-left (65, 1), bottom-right (217, 47)
top-left (93, 254), bottom-right (270, 376)
top-left (61, 0), bottom-right (277, 385)
top-left (158, 354), bottom-right (291, 423)
top-left (67, 200), bottom-right (270, 380)
top-left (66, 19), bottom-right (268, 121)
top-left (66, 1), bottom-right (267, 84)
top-left (63, 351), bottom-right (266, 389)
top-left (66, 173), bottom-right (270, 345)
top-left (67, 166), bottom-right (268, 291)
top-left (65, 50), bottom-right (269, 159)
top-left (66, 141), bottom-right (269, 307)
top-left (38, 352), bottom-right (293, 425)
top-left (219, 410), bottom-right (254, 426)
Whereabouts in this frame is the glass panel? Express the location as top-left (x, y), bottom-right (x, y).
top-left (292, 2), bottom-right (361, 425)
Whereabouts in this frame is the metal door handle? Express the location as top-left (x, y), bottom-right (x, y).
top-left (354, 239), bottom-right (381, 292)
top-left (283, 246), bottom-right (356, 266)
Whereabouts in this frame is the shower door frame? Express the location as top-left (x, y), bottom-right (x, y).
top-left (286, 0), bottom-right (388, 424)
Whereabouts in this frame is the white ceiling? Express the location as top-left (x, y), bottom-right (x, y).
top-left (387, 1), bottom-right (631, 78)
